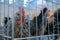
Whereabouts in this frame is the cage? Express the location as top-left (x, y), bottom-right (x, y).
top-left (0, 0), bottom-right (60, 40)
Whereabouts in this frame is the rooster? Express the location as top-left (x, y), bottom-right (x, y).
top-left (14, 11), bottom-right (29, 38)
top-left (4, 7), bottom-right (29, 39)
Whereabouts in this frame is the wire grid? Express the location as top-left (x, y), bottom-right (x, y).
top-left (0, 0), bottom-right (60, 40)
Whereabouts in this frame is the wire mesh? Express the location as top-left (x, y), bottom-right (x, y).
top-left (0, 0), bottom-right (60, 40)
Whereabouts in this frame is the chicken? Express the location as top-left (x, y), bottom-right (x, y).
top-left (53, 8), bottom-right (60, 40)
top-left (4, 11), bottom-right (29, 40)
top-left (44, 8), bottom-right (60, 40)
top-left (30, 7), bottom-right (48, 36)
top-left (4, 17), bottom-right (11, 35)
top-left (13, 11), bottom-right (29, 38)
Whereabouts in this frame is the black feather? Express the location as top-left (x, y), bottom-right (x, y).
top-left (44, 8), bottom-right (60, 40)
top-left (31, 7), bottom-right (48, 36)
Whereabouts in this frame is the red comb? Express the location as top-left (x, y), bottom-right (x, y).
top-left (18, 6), bottom-right (25, 16)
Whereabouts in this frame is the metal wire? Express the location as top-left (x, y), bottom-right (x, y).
top-left (0, 0), bottom-right (60, 40)
top-left (0, 0), bottom-right (1, 25)
top-left (7, 0), bottom-right (9, 40)
top-left (40, 0), bottom-right (44, 40)
top-left (52, 0), bottom-right (55, 39)
top-left (15, 34), bottom-right (59, 40)
top-left (36, 0), bottom-right (39, 40)
top-left (12, 0), bottom-right (14, 40)
top-left (28, 0), bottom-right (31, 40)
